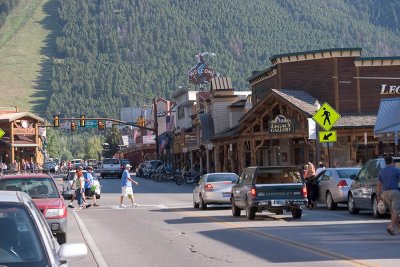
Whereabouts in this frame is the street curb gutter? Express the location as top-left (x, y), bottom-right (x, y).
top-left (73, 211), bottom-right (108, 267)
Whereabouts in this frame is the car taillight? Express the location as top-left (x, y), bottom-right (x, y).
top-left (302, 185), bottom-right (308, 198)
top-left (250, 187), bottom-right (256, 198)
top-left (337, 180), bottom-right (348, 187)
top-left (205, 184), bottom-right (213, 191)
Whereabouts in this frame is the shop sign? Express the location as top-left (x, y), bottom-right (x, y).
top-left (380, 84), bottom-right (400, 95)
top-left (268, 115), bottom-right (294, 134)
top-left (14, 128), bottom-right (35, 135)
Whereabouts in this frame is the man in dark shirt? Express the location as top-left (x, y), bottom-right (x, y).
top-left (377, 155), bottom-right (400, 235)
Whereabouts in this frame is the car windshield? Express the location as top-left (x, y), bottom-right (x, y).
top-left (336, 168), bottom-right (360, 178)
top-left (103, 159), bottom-right (119, 164)
top-left (0, 203), bottom-right (47, 265)
top-left (0, 178), bottom-right (60, 199)
top-left (207, 173), bottom-right (239, 182)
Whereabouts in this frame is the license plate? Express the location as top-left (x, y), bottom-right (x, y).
top-left (222, 193), bottom-right (230, 197)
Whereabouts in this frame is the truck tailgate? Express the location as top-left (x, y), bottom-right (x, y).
top-left (255, 183), bottom-right (305, 200)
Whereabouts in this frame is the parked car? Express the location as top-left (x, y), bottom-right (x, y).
top-left (193, 172), bottom-right (239, 209)
top-left (62, 170), bottom-right (101, 199)
top-left (348, 157), bottom-right (400, 218)
top-left (87, 159), bottom-right (97, 168)
top-left (71, 159), bottom-right (83, 167)
top-left (315, 167), bottom-right (361, 210)
top-left (231, 166), bottom-right (307, 219)
top-left (42, 161), bottom-right (59, 174)
top-left (0, 173), bottom-right (68, 244)
top-left (0, 191), bottom-right (87, 265)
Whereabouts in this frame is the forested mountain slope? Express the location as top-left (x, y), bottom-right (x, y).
top-left (3, 0), bottom-right (400, 119)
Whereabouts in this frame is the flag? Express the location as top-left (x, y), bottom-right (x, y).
top-left (133, 128), bottom-right (138, 143)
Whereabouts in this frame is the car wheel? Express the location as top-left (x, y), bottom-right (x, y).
top-left (193, 199), bottom-right (199, 208)
top-left (291, 208), bottom-right (302, 219)
top-left (326, 192), bottom-right (337, 210)
top-left (231, 198), bottom-right (241, 216)
top-left (348, 194), bottom-right (360, 214)
top-left (372, 196), bottom-right (383, 218)
top-left (199, 195), bottom-right (207, 210)
top-left (245, 200), bottom-right (256, 220)
top-left (275, 209), bottom-right (283, 215)
top-left (57, 232), bottom-right (67, 244)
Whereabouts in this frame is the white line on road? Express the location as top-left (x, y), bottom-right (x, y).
top-left (74, 211), bottom-right (109, 267)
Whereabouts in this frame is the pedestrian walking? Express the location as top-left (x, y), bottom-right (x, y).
top-left (119, 164), bottom-right (139, 208)
top-left (305, 162), bottom-right (318, 209)
top-left (377, 155), bottom-right (400, 235)
top-left (73, 166), bottom-right (85, 210)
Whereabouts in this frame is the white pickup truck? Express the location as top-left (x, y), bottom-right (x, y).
top-left (100, 158), bottom-right (123, 178)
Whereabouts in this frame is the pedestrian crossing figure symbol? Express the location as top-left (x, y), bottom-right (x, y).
top-left (312, 102), bottom-right (341, 131)
top-left (322, 107), bottom-right (331, 126)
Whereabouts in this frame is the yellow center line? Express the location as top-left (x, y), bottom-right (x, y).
top-left (181, 210), bottom-right (382, 267)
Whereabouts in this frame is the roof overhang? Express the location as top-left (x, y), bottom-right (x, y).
top-left (374, 98), bottom-right (400, 134)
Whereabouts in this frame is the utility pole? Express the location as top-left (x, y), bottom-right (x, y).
top-left (153, 98), bottom-right (159, 160)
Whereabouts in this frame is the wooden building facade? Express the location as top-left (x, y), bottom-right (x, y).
top-left (211, 48), bottom-right (400, 172)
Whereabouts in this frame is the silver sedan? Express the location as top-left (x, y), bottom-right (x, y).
top-left (316, 167), bottom-right (360, 210)
top-left (193, 172), bottom-right (239, 210)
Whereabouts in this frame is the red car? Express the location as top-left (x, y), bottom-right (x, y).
top-left (0, 173), bottom-right (67, 244)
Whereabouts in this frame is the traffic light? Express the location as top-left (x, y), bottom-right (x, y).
top-left (53, 115), bottom-right (59, 127)
top-left (137, 116), bottom-right (145, 127)
top-left (98, 121), bottom-right (105, 130)
top-left (80, 114), bottom-right (86, 127)
top-left (71, 121), bottom-right (77, 131)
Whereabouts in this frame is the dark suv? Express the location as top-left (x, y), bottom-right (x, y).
top-left (348, 157), bottom-right (400, 218)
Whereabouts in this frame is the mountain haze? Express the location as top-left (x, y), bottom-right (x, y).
top-left (1, 0), bottom-right (400, 119)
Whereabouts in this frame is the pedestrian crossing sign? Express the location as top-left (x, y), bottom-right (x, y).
top-left (312, 102), bottom-right (341, 131)
top-left (319, 131), bottom-right (337, 143)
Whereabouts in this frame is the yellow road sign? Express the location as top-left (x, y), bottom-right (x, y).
top-left (0, 128), bottom-right (4, 139)
top-left (319, 131), bottom-right (337, 143)
top-left (312, 102), bottom-right (341, 131)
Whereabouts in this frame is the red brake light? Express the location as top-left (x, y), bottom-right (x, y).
top-left (205, 184), bottom-right (213, 191)
top-left (302, 185), bottom-right (308, 198)
top-left (337, 180), bottom-right (348, 187)
top-left (250, 187), bottom-right (256, 198)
